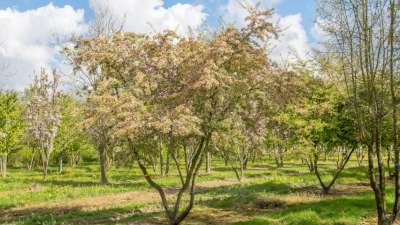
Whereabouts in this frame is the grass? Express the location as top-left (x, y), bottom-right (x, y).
top-left (0, 159), bottom-right (385, 224)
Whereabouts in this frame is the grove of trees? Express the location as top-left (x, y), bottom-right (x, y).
top-left (0, 1), bottom-right (399, 225)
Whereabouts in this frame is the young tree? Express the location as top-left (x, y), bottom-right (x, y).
top-left (312, 95), bottom-right (358, 194)
top-left (0, 92), bottom-right (23, 177)
top-left (317, 0), bottom-right (399, 222)
top-left (213, 109), bottom-right (267, 182)
top-left (26, 69), bottom-right (61, 179)
top-left (54, 95), bottom-right (91, 173)
top-left (66, 7), bottom-right (276, 224)
top-left (79, 85), bottom-right (117, 184)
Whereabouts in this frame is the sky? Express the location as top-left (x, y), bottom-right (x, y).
top-left (0, 0), bottom-right (319, 90)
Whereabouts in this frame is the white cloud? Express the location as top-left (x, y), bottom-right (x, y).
top-left (0, 0), bottom-right (207, 90)
top-left (89, 0), bottom-right (207, 35)
top-left (311, 17), bottom-right (329, 42)
top-left (270, 14), bottom-right (311, 62)
top-left (0, 3), bottom-right (87, 90)
top-left (222, 0), bottom-right (311, 63)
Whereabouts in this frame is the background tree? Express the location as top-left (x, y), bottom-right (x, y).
top-left (317, 0), bottom-right (399, 222)
top-left (213, 107), bottom-right (267, 182)
top-left (54, 95), bottom-right (92, 173)
top-left (26, 69), bottom-right (61, 179)
top-left (0, 92), bottom-right (23, 177)
top-left (312, 92), bottom-right (358, 194)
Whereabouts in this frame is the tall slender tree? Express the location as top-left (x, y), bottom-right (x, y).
top-left (317, 0), bottom-right (399, 223)
top-left (26, 69), bottom-right (61, 179)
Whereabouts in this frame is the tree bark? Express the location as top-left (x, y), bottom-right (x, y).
top-left (160, 150), bottom-right (164, 176)
top-left (0, 154), bottom-right (7, 178)
top-left (41, 148), bottom-right (50, 180)
top-left (205, 151), bottom-right (211, 174)
top-left (389, 0), bottom-right (400, 222)
top-left (165, 152), bottom-right (170, 176)
top-left (314, 148), bottom-right (355, 194)
top-left (99, 145), bottom-right (109, 184)
top-left (130, 135), bottom-right (210, 225)
top-left (59, 156), bottom-right (63, 174)
top-left (28, 149), bottom-right (36, 171)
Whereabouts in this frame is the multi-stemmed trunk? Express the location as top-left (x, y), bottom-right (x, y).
top-left (130, 135), bottom-right (210, 225)
top-left (28, 148), bottom-right (37, 171)
top-left (41, 153), bottom-right (49, 180)
top-left (41, 144), bottom-right (53, 180)
top-left (313, 147), bottom-right (355, 194)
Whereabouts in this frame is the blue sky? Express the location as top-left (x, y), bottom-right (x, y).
top-left (0, 0), bottom-right (317, 39)
top-left (0, 0), bottom-right (318, 89)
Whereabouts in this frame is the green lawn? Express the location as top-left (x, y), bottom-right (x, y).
top-left (0, 160), bottom-right (383, 225)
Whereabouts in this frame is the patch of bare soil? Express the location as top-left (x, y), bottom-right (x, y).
top-left (128, 208), bottom-right (249, 225)
top-left (330, 182), bottom-right (371, 195)
top-left (293, 182), bottom-right (371, 196)
top-left (358, 217), bottom-right (400, 225)
top-left (184, 208), bottom-right (249, 225)
top-left (0, 178), bottom-right (240, 222)
top-left (270, 193), bottom-right (322, 206)
top-left (0, 190), bottom-right (159, 218)
top-left (197, 178), bottom-right (239, 189)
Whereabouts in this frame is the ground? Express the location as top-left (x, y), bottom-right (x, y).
top-left (0, 159), bottom-right (388, 225)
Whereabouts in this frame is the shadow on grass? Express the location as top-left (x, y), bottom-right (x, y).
top-left (231, 193), bottom-right (376, 225)
top-left (0, 204), bottom-right (159, 225)
top-left (198, 181), bottom-right (293, 209)
top-left (20, 178), bottom-right (149, 190)
top-left (197, 179), bottom-right (376, 225)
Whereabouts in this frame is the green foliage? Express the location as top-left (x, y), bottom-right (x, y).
top-left (53, 95), bottom-right (95, 165)
top-left (0, 91), bottom-right (23, 155)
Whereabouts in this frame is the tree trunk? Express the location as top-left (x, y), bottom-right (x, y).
top-left (223, 152), bottom-right (229, 166)
top-left (367, 143), bottom-right (388, 225)
top-left (232, 166), bottom-right (243, 182)
top-left (387, 147), bottom-right (392, 177)
top-left (99, 145), bottom-right (109, 184)
top-left (59, 156), bottom-right (63, 174)
top-left (274, 148), bottom-right (284, 168)
top-left (205, 151), bottom-right (211, 174)
top-left (160, 151), bottom-right (164, 176)
top-left (275, 155), bottom-right (283, 168)
top-left (0, 153), bottom-right (7, 178)
top-left (356, 148), bottom-right (365, 167)
top-left (130, 135), bottom-right (210, 225)
top-left (243, 157), bottom-right (249, 170)
top-left (28, 149), bottom-right (36, 171)
top-left (41, 149), bottom-right (50, 180)
top-left (152, 157), bottom-right (158, 173)
top-left (43, 157), bottom-right (49, 180)
top-left (184, 147), bottom-right (190, 172)
top-left (389, 1), bottom-right (400, 222)
top-left (165, 153), bottom-right (170, 176)
top-left (314, 148), bottom-right (355, 194)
